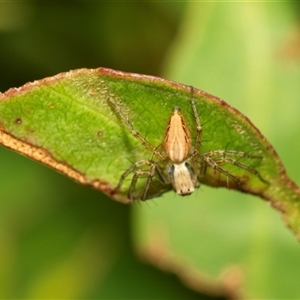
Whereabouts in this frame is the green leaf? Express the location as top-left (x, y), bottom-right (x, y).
top-left (0, 67), bottom-right (299, 234)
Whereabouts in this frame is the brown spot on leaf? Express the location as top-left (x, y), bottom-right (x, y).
top-left (15, 118), bottom-right (22, 124)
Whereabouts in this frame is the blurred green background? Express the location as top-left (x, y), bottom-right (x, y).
top-left (0, 2), bottom-right (300, 299)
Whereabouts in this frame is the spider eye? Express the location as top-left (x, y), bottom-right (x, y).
top-left (168, 165), bottom-right (175, 175)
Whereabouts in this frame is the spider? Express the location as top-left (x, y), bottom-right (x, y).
top-left (108, 87), bottom-right (267, 201)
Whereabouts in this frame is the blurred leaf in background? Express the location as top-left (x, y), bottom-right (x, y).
top-left (0, 1), bottom-right (300, 299)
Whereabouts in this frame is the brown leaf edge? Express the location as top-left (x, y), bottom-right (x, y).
top-left (136, 229), bottom-right (242, 300)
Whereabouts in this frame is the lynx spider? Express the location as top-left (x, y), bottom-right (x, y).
top-left (108, 87), bottom-right (267, 201)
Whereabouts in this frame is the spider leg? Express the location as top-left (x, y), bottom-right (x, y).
top-left (205, 149), bottom-right (263, 159)
top-left (213, 156), bottom-right (268, 184)
top-left (200, 154), bottom-right (243, 187)
top-left (200, 150), bottom-right (268, 187)
top-left (112, 159), bottom-right (154, 197)
top-left (189, 86), bottom-right (203, 150)
top-left (107, 97), bottom-right (164, 161)
top-left (129, 162), bottom-right (158, 201)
